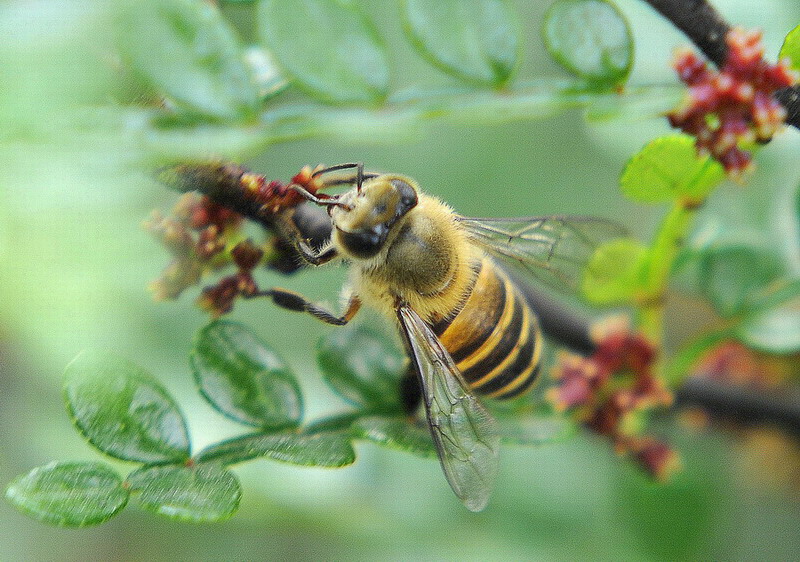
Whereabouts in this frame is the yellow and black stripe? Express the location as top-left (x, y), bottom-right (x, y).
top-left (432, 257), bottom-right (542, 400)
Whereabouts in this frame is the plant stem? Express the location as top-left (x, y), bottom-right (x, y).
top-left (637, 199), bottom-right (700, 343)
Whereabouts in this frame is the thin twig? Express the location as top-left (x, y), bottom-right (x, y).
top-left (675, 377), bottom-right (800, 438)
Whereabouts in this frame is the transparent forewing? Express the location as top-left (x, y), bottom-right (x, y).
top-left (457, 215), bottom-right (627, 293)
top-left (396, 305), bottom-right (499, 512)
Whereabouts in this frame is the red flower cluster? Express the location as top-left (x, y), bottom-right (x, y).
top-left (148, 163), bottom-right (333, 313)
top-left (197, 239), bottom-right (265, 316)
top-left (145, 193), bottom-right (243, 300)
top-left (236, 167), bottom-right (306, 218)
top-left (145, 190), bottom-right (276, 315)
top-left (548, 319), bottom-right (679, 480)
top-left (668, 27), bottom-right (798, 178)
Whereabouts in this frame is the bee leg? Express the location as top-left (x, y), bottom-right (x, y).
top-left (251, 289), bottom-right (361, 326)
top-left (399, 362), bottom-right (422, 415)
top-left (295, 238), bottom-right (338, 266)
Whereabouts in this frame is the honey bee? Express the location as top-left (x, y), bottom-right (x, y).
top-left (256, 163), bottom-right (625, 511)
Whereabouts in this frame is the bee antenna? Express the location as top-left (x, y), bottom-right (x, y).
top-left (356, 162), bottom-right (364, 193)
top-left (311, 162), bottom-right (368, 192)
top-left (312, 162), bottom-right (361, 178)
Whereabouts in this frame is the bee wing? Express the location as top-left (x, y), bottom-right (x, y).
top-left (396, 304), bottom-right (500, 512)
top-left (456, 215), bottom-right (627, 293)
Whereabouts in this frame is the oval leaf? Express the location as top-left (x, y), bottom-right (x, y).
top-left (779, 24), bottom-right (800, 71)
top-left (401, 0), bottom-right (519, 86)
top-left (258, 0), bottom-right (389, 105)
top-left (196, 430), bottom-right (356, 467)
top-left (127, 463), bottom-right (240, 522)
top-left (543, 0), bottom-right (633, 87)
top-left (699, 243), bottom-right (785, 318)
top-left (352, 416), bottom-right (437, 458)
top-left (303, 412), bottom-right (361, 433)
top-left (736, 280), bottom-right (800, 354)
top-left (192, 321), bottom-right (303, 429)
top-left (5, 462), bottom-right (128, 527)
top-left (317, 323), bottom-right (404, 411)
top-left (118, 0), bottom-right (260, 120)
top-left (64, 352), bottom-right (190, 463)
top-left (244, 46), bottom-right (290, 102)
top-left (621, 135), bottom-right (725, 203)
top-left (582, 238), bottom-right (647, 304)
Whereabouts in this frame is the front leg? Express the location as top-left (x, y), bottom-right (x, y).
top-left (296, 238), bottom-right (338, 266)
top-left (249, 289), bottom-right (361, 326)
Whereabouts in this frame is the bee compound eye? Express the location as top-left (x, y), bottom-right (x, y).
top-left (390, 179), bottom-right (418, 214)
top-left (337, 227), bottom-right (385, 259)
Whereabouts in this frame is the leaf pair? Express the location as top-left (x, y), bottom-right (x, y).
top-left (6, 351), bottom-right (241, 525)
top-left (6, 461), bottom-right (242, 526)
top-left (118, 0), bottom-right (634, 120)
top-left (582, 135), bottom-right (725, 305)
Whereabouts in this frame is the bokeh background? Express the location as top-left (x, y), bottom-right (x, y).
top-left (2, 0), bottom-right (799, 559)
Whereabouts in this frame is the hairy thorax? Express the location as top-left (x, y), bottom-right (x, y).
top-left (352, 196), bottom-right (480, 324)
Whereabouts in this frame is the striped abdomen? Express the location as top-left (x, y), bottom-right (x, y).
top-left (432, 256), bottom-right (542, 399)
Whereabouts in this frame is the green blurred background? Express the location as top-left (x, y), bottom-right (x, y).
top-left (2, 0), bottom-right (799, 559)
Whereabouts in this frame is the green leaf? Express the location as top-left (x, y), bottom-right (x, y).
top-left (543, 0), bottom-right (633, 87)
top-left (352, 416), bottom-right (437, 458)
top-left (582, 238), bottom-right (647, 304)
top-left (192, 321), bottom-right (303, 430)
top-left (64, 351), bottom-right (190, 464)
top-left (736, 279), bottom-right (800, 354)
top-left (665, 328), bottom-right (733, 386)
top-left (699, 243), bottom-right (785, 318)
top-left (779, 24), bottom-right (800, 71)
top-left (797, 179), bottom-right (800, 218)
top-left (401, 0), bottom-right (519, 87)
top-left (243, 46), bottom-right (290, 102)
top-left (127, 463), bottom-right (240, 522)
top-left (196, 430), bottom-right (356, 467)
top-left (258, 0), bottom-right (388, 105)
top-left (498, 415), bottom-right (577, 446)
top-left (621, 135), bottom-right (725, 203)
top-left (118, 0), bottom-right (260, 120)
top-left (5, 462), bottom-right (128, 527)
top-left (316, 323), bottom-right (404, 411)
top-left (303, 412), bottom-right (361, 433)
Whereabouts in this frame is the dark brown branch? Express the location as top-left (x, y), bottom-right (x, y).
top-left (641, 0), bottom-right (800, 130)
top-left (775, 87), bottom-right (800, 126)
top-left (644, 0), bottom-right (731, 67)
top-left (159, 162), bottom-right (275, 229)
top-left (675, 377), bottom-right (800, 438)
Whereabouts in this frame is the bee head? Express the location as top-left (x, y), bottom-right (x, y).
top-left (331, 175), bottom-right (418, 259)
